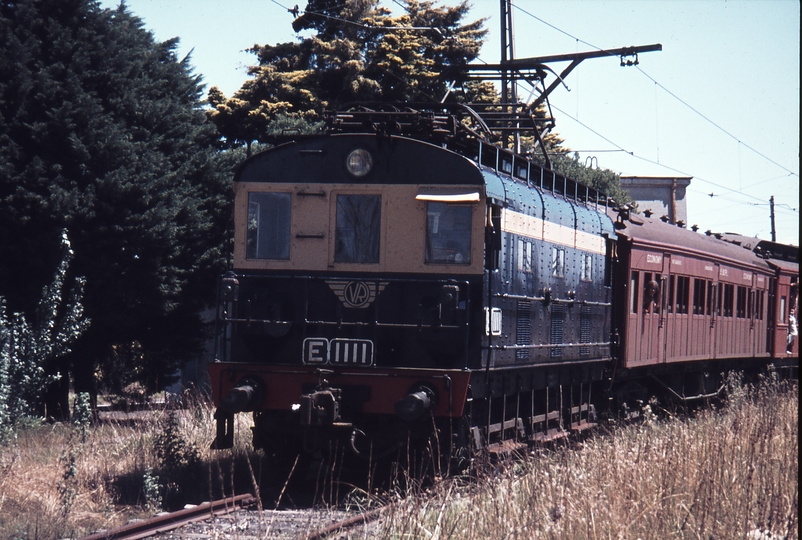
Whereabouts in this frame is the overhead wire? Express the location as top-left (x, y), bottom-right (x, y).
top-left (509, 1), bottom-right (800, 184)
top-left (270, 0), bottom-right (797, 219)
top-left (545, 99), bottom-right (773, 204)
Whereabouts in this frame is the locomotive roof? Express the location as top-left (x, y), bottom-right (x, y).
top-left (248, 103), bottom-right (611, 207)
top-left (234, 133), bottom-right (485, 186)
top-left (610, 209), bottom-right (777, 272)
top-left (323, 104), bottom-right (607, 197)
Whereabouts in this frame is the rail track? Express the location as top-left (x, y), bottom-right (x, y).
top-left (78, 493), bottom-right (385, 540)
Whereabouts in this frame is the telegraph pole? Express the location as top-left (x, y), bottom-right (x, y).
top-left (770, 195), bottom-right (776, 242)
top-left (499, 0), bottom-right (519, 152)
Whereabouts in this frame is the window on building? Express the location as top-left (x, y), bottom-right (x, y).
top-left (335, 194), bottom-right (381, 263)
top-left (246, 192), bottom-right (291, 259)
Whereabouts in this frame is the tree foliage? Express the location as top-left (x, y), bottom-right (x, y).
top-left (548, 153), bottom-right (631, 205)
top-left (1, 231), bottom-right (88, 437)
top-left (0, 0), bottom-right (233, 408)
top-left (208, 0), bottom-right (487, 147)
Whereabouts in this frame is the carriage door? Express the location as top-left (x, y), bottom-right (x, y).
top-left (663, 254), bottom-right (690, 362)
top-left (656, 254), bottom-right (670, 363)
top-left (708, 264), bottom-right (720, 359)
top-left (748, 273), bottom-right (757, 357)
top-left (640, 267), bottom-right (664, 364)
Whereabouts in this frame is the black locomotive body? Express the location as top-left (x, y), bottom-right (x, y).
top-left (209, 105), bottom-right (798, 467)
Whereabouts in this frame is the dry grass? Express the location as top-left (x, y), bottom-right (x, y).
top-left (0, 394), bottom-right (260, 539)
top-left (378, 375), bottom-right (798, 540)
top-left (0, 375), bottom-right (797, 539)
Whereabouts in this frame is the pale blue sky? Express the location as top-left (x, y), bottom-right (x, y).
top-left (101, 0), bottom-right (799, 245)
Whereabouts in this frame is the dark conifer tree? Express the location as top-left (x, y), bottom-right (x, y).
top-left (0, 0), bottom-right (233, 415)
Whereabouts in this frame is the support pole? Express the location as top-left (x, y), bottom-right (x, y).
top-left (770, 195), bottom-right (776, 242)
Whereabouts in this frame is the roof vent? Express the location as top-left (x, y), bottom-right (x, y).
top-left (691, 224), bottom-right (699, 232)
top-left (643, 209), bottom-right (653, 218)
top-left (660, 215), bottom-right (670, 222)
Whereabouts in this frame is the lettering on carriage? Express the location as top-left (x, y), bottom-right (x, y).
top-left (672, 258), bottom-right (682, 266)
top-left (646, 253), bottom-right (662, 264)
top-left (743, 272), bottom-right (752, 281)
top-left (720, 268), bottom-right (729, 277)
top-left (757, 276), bottom-right (765, 284)
top-left (704, 264), bottom-right (714, 273)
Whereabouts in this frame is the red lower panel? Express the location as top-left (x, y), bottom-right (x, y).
top-left (209, 363), bottom-right (471, 418)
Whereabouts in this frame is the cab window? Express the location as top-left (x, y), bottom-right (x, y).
top-left (425, 203), bottom-right (472, 264)
top-left (247, 192), bottom-right (291, 259)
top-left (335, 194), bottom-right (381, 263)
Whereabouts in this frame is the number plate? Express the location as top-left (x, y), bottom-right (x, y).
top-left (302, 338), bottom-right (374, 366)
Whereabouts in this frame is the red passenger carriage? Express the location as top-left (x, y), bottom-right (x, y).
top-left (612, 211), bottom-right (797, 402)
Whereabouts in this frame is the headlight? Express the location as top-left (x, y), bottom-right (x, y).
top-left (346, 148), bottom-right (373, 177)
top-left (220, 272), bottom-right (239, 302)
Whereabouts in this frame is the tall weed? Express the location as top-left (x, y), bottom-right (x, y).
top-left (379, 377), bottom-right (798, 540)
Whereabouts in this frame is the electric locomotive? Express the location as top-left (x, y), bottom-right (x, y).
top-left (209, 104), bottom-right (615, 465)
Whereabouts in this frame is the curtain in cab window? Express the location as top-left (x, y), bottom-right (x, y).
top-left (425, 202), bottom-right (472, 264)
top-left (247, 192), bottom-right (291, 259)
top-left (335, 194), bottom-right (381, 263)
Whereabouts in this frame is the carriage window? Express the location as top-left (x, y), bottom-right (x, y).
top-left (630, 271), bottom-right (639, 314)
top-left (756, 290), bottom-right (764, 320)
top-left (667, 276), bottom-right (675, 314)
top-left (676, 276), bottom-right (690, 314)
top-left (747, 290), bottom-right (754, 319)
top-left (425, 203), bottom-right (472, 264)
top-left (643, 272), bottom-right (659, 313)
top-left (736, 286), bottom-right (747, 318)
top-left (723, 284), bottom-right (734, 317)
top-left (247, 192), bottom-right (291, 259)
top-left (335, 194), bottom-right (381, 263)
top-left (693, 279), bottom-right (706, 315)
top-left (706, 282), bottom-right (715, 316)
top-left (551, 247), bottom-right (565, 278)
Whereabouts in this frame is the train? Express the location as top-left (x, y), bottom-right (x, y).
top-left (208, 103), bottom-right (798, 472)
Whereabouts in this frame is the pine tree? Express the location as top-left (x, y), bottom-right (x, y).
top-left (0, 0), bottom-right (233, 414)
top-left (207, 0), bottom-right (487, 147)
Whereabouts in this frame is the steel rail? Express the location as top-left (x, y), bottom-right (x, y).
top-left (303, 507), bottom-right (385, 540)
top-left (78, 493), bottom-right (255, 540)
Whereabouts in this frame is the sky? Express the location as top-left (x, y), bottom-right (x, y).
top-left (99, 0), bottom-right (800, 246)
